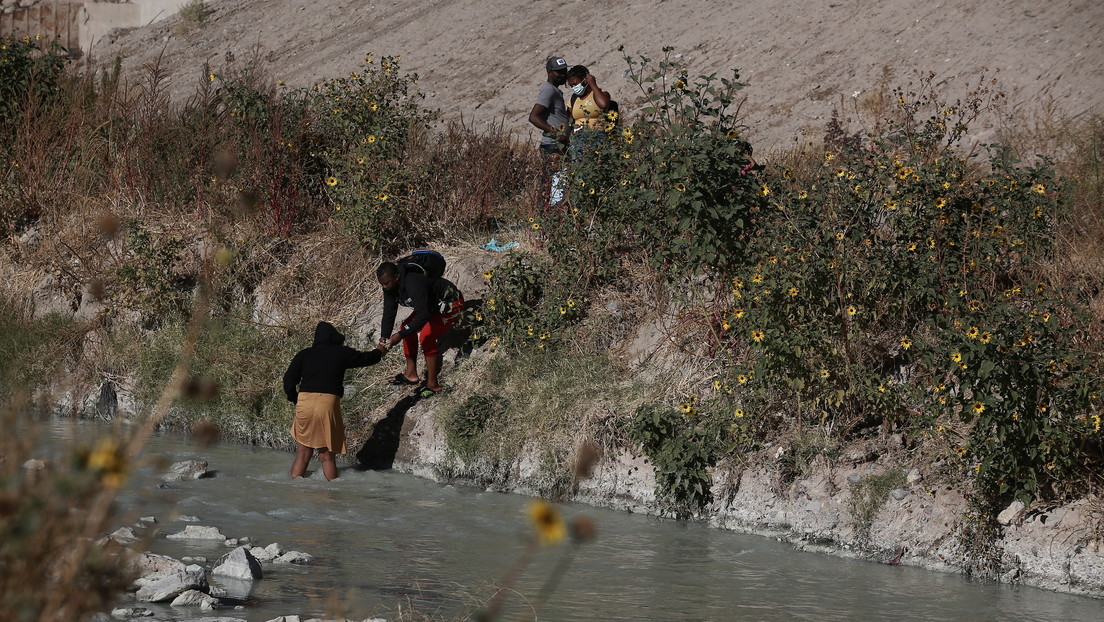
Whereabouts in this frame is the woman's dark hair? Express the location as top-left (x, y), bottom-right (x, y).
top-left (567, 65), bottom-right (589, 80)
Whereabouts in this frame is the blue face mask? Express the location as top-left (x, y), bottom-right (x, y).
top-left (571, 83), bottom-right (586, 96)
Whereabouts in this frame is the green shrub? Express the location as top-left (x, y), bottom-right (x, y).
top-left (629, 402), bottom-right (718, 518)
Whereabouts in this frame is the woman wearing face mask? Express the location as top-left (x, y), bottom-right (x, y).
top-left (566, 65), bottom-right (612, 155)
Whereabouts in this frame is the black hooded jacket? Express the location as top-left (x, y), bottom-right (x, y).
top-left (283, 321), bottom-right (382, 403)
top-left (380, 270), bottom-right (461, 340)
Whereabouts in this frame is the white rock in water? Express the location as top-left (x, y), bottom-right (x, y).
top-left (167, 525), bottom-right (226, 540)
top-left (264, 616), bottom-right (301, 622)
top-left (212, 546), bottom-right (263, 580)
top-left (170, 589), bottom-right (220, 610)
top-left (134, 567), bottom-right (208, 602)
top-left (249, 542), bottom-right (285, 562)
top-left (274, 551), bottom-right (313, 565)
top-left (128, 552), bottom-right (187, 582)
top-left (23, 458), bottom-right (46, 471)
top-left (139, 516), bottom-right (157, 524)
top-left (178, 515), bottom-right (201, 522)
top-left (163, 460), bottom-right (210, 482)
top-left (109, 527), bottom-right (139, 543)
top-left (110, 606), bottom-right (154, 618)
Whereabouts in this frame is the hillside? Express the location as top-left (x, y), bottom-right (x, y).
top-left (94, 0), bottom-right (1104, 152)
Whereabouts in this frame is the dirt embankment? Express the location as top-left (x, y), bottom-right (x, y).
top-left (94, 0), bottom-right (1104, 153)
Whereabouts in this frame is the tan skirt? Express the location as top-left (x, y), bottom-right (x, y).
top-left (292, 392), bottom-right (346, 454)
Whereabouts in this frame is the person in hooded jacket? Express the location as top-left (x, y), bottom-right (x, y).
top-left (283, 321), bottom-right (384, 480)
top-left (376, 261), bottom-right (464, 397)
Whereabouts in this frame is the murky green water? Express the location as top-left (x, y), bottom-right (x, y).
top-left (48, 420), bottom-right (1103, 621)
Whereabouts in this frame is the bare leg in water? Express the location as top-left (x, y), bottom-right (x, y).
top-left (318, 448), bottom-right (338, 480)
top-left (291, 443), bottom-right (338, 480)
top-left (290, 442), bottom-right (313, 478)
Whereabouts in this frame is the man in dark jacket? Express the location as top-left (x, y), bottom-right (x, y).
top-left (376, 261), bottom-right (464, 397)
top-left (283, 321), bottom-right (384, 480)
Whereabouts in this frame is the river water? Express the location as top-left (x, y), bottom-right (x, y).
top-left (48, 420), bottom-right (1102, 621)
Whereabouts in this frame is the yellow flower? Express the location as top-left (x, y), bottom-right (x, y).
top-left (559, 306), bottom-right (567, 315)
top-left (788, 287), bottom-right (799, 297)
top-left (966, 326), bottom-right (980, 339)
top-left (369, 101), bottom-right (379, 111)
top-left (737, 374), bottom-right (748, 384)
top-left (972, 401), bottom-right (985, 414)
top-left (674, 79), bottom-right (686, 90)
top-left (734, 409), bottom-right (745, 418)
top-left (760, 185), bottom-right (770, 196)
top-left (1033, 183), bottom-right (1046, 194)
top-left (367, 135), bottom-right (377, 143)
top-left (527, 500), bottom-right (566, 545)
top-left (751, 329), bottom-right (765, 342)
top-left (726, 129), bottom-right (740, 139)
top-left (532, 222), bottom-right (541, 230)
top-left (950, 352), bottom-right (962, 363)
top-left (277, 80), bottom-right (286, 86)
top-left (567, 299), bottom-right (576, 307)
top-left (208, 72), bottom-right (216, 82)
top-left (607, 110), bottom-right (619, 121)
top-left (622, 129), bottom-right (634, 143)
top-left (1041, 313), bottom-right (1051, 323)
top-left (679, 402), bottom-right (693, 413)
top-left (935, 197), bottom-right (947, 208)
top-left (482, 269), bottom-right (494, 279)
top-left (376, 192), bottom-right (389, 201)
top-left (798, 190), bottom-right (808, 199)
top-left (899, 336), bottom-right (912, 350)
top-left (733, 308), bottom-right (745, 319)
top-left (836, 168), bottom-right (846, 178)
top-left (751, 274), bottom-right (763, 284)
top-left (846, 305), bottom-right (857, 316)
top-left (356, 157), bottom-right (366, 164)
top-left (622, 152), bottom-right (631, 159)
top-left (326, 176), bottom-right (338, 186)
top-left (86, 438), bottom-right (127, 488)
top-left (979, 332), bottom-right (992, 344)
top-left (819, 369), bottom-right (830, 379)
top-left (883, 199), bottom-right (897, 210)
top-left (675, 182), bottom-right (686, 192)
top-left (721, 320), bottom-right (731, 330)
top-left (835, 232), bottom-right (845, 240)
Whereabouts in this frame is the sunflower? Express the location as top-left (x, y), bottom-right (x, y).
top-left (846, 305), bottom-right (857, 316)
top-left (751, 329), bottom-right (765, 342)
top-left (899, 336), bottom-right (912, 350)
top-left (675, 182), bottom-right (686, 192)
top-left (527, 500), bottom-right (566, 545)
top-left (325, 176), bottom-right (338, 186)
top-left (972, 401), bottom-right (985, 414)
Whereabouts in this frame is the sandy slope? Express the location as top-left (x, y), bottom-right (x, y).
top-left (95, 0), bottom-right (1103, 152)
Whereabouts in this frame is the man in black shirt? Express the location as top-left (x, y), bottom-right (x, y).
top-left (376, 262), bottom-right (464, 397)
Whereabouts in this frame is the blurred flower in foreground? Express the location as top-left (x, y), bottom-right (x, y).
top-left (85, 438), bottom-right (128, 488)
top-left (527, 499), bottom-right (566, 545)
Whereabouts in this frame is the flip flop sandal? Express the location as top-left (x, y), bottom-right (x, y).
top-left (387, 373), bottom-right (420, 386)
top-left (414, 385), bottom-right (442, 399)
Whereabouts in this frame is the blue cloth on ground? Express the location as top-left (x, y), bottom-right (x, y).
top-left (480, 238), bottom-right (519, 252)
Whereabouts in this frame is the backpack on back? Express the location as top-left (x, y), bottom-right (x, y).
top-left (397, 249), bottom-right (446, 279)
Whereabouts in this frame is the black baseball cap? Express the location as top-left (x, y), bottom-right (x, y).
top-left (546, 57), bottom-right (568, 72)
